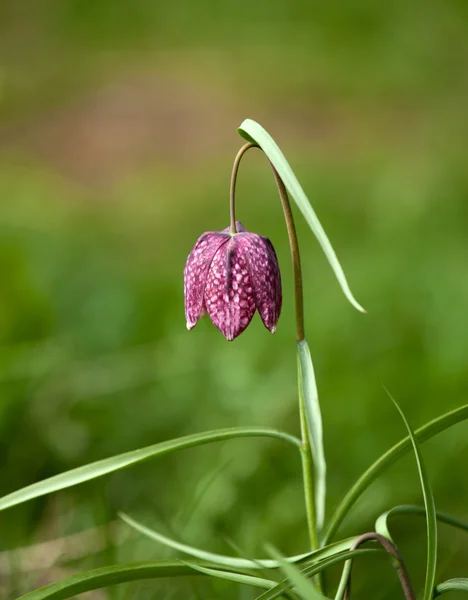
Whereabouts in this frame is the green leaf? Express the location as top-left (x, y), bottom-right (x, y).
top-left (238, 118), bottom-right (365, 314)
top-left (0, 427), bottom-right (300, 513)
top-left (181, 561), bottom-right (275, 590)
top-left (375, 505), bottom-right (468, 541)
top-left (255, 549), bottom-right (378, 600)
top-left (434, 579), bottom-right (468, 596)
top-left (333, 559), bottom-right (352, 600)
top-left (297, 339), bottom-right (326, 531)
top-left (120, 511), bottom-right (309, 568)
top-left (15, 560), bottom-right (206, 600)
top-left (266, 546), bottom-right (329, 600)
top-left (120, 512), bottom-right (360, 570)
top-left (386, 391), bottom-right (437, 600)
top-left (323, 404), bottom-right (468, 545)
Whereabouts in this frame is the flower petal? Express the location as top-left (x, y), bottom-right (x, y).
top-left (184, 232), bottom-right (229, 330)
top-left (204, 238), bottom-right (256, 341)
top-left (237, 233), bottom-right (282, 333)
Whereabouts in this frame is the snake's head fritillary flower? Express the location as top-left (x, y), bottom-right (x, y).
top-left (184, 222), bottom-right (282, 341)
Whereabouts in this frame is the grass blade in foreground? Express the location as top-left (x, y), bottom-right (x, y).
top-left (324, 404), bottom-right (468, 544)
top-left (238, 118), bottom-right (365, 314)
top-left (16, 560), bottom-right (206, 600)
top-left (387, 391), bottom-right (437, 600)
top-left (434, 579), bottom-right (468, 596)
top-left (256, 549), bottom-right (378, 600)
top-left (297, 339), bottom-right (326, 531)
top-left (0, 427), bottom-right (300, 512)
top-left (375, 505), bottom-right (468, 541)
top-left (266, 546), bottom-right (328, 600)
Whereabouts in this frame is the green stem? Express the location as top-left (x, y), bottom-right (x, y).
top-left (230, 144), bottom-right (317, 553)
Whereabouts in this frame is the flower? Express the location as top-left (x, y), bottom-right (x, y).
top-left (184, 222), bottom-right (282, 341)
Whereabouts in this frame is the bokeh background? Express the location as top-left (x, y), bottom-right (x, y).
top-left (1, 1), bottom-right (468, 598)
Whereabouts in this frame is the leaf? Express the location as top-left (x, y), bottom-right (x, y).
top-left (323, 404), bottom-right (468, 545)
top-left (120, 512), bottom-right (361, 570)
top-left (255, 549), bottom-right (379, 600)
top-left (181, 561), bottom-right (275, 590)
top-left (333, 559), bottom-right (352, 600)
top-left (0, 427), bottom-right (300, 513)
top-left (238, 119), bottom-right (365, 314)
top-left (265, 546), bottom-right (329, 600)
top-left (386, 391), bottom-right (437, 600)
top-left (120, 511), bottom-right (310, 569)
top-left (375, 505), bottom-right (468, 541)
top-left (297, 339), bottom-right (326, 531)
top-left (15, 560), bottom-right (207, 600)
top-left (434, 579), bottom-right (468, 596)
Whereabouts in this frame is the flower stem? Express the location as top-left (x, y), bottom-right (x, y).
top-left (230, 143), bottom-right (318, 553)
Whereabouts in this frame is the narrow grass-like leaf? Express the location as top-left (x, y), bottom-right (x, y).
top-left (266, 546), bottom-right (328, 600)
top-left (333, 559), bottom-right (352, 600)
top-left (375, 505), bottom-right (468, 541)
top-left (238, 118), bottom-right (365, 313)
top-left (434, 579), bottom-right (468, 596)
top-left (15, 560), bottom-right (206, 600)
top-left (0, 427), bottom-right (300, 513)
top-left (386, 391), bottom-right (437, 600)
top-left (324, 404), bottom-right (468, 544)
top-left (297, 339), bottom-right (326, 531)
top-left (181, 561), bottom-right (274, 590)
top-left (256, 549), bottom-right (378, 600)
top-left (120, 512), bottom-right (359, 570)
top-left (120, 512), bottom-right (309, 568)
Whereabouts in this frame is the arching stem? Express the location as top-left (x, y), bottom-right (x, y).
top-left (230, 143), bottom-right (317, 553)
top-left (343, 533), bottom-right (416, 600)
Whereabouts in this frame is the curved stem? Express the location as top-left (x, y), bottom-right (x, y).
top-left (230, 144), bottom-right (316, 559)
top-left (229, 142), bottom-right (305, 341)
top-left (342, 533), bottom-right (415, 600)
top-left (229, 143), bottom-right (256, 234)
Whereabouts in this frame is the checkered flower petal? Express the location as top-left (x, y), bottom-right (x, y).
top-left (184, 231), bottom-right (229, 330)
top-left (184, 222), bottom-right (282, 340)
top-left (236, 233), bottom-right (282, 333)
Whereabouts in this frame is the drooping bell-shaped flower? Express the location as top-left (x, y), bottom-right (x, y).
top-left (184, 222), bottom-right (282, 341)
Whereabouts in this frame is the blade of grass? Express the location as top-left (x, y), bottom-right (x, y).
top-left (266, 546), bottom-right (328, 600)
top-left (0, 427), bottom-right (300, 512)
top-left (120, 512), bottom-right (308, 569)
top-left (385, 390), bottom-right (437, 600)
top-left (375, 505), bottom-right (468, 541)
top-left (333, 560), bottom-right (352, 600)
top-left (323, 404), bottom-right (468, 544)
top-left (222, 537), bottom-right (284, 586)
top-left (181, 561), bottom-right (275, 590)
top-left (120, 512), bottom-right (360, 570)
top-left (15, 560), bottom-right (207, 600)
top-left (298, 339), bottom-right (326, 532)
top-left (256, 549), bottom-right (379, 600)
top-left (434, 579), bottom-right (468, 596)
top-left (238, 119), bottom-right (365, 314)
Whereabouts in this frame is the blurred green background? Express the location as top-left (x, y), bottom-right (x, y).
top-left (1, 1), bottom-right (468, 598)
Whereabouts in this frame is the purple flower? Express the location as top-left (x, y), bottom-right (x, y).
top-left (184, 222), bottom-right (282, 341)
